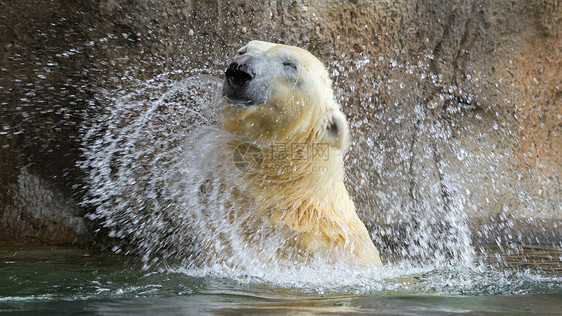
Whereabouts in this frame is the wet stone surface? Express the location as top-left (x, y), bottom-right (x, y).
top-left (0, 0), bottom-right (560, 253)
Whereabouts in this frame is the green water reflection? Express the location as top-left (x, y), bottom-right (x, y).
top-left (1, 245), bottom-right (560, 315)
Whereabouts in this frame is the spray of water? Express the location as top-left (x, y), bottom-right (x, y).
top-left (79, 68), bottom-right (474, 273)
top-left (80, 73), bottom-right (344, 271)
top-left (78, 62), bottom-right (559, 292)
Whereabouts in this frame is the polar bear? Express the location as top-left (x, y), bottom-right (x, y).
top-left (218, 40), bottom-right (382, 266)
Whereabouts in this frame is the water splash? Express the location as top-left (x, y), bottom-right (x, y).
top-left (80, 74), bottom-right (224, 265)
top-left (81, 73), bottom-right (362, 271)
top-left (80, 69), bottom-right (480, 275)
top-left (79, 63), bottom-right (560, 291)
top-left (332, 52), bottom-right (482, 267)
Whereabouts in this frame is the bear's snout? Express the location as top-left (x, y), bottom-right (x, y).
top-left (223, 59), bottom-right (267, 107)
top-left (226, 62), bottom-right (255, 88)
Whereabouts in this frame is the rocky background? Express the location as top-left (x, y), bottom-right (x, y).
top-left (0, 1), bottom-right (560, 252)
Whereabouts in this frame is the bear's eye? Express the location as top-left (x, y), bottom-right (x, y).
top-left (282, 60), bottom-right (297, 71)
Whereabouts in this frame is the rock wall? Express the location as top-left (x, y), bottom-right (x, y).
top-left (0, 1), bottom-right (99, 244)
top-left (1, 0), bottom-right (559, 249)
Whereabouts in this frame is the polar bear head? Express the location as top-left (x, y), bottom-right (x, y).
top-left (222, 40), bottom-right (349, 151)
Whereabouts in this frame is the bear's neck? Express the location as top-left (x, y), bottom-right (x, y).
top-left (226, 134), bottom-right (377, 263)
top-left (233, 136), bottom-right (358, 220)
top-left (242, 137), bottom-right (345, 187)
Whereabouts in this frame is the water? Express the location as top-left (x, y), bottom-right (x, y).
top-left (2, 53), bottom-right (558, 313)
top-left (79, 73), bottom-right (480, 271)
top-left (57, 72), bottom-right (562, 313)
top-left (2, 2), bottom-right (560, 313)
top-left (1, 246), bottom-right (560, 314)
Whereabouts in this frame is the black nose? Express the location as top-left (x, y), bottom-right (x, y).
top-left (225, 62), bottom-right (255, 88)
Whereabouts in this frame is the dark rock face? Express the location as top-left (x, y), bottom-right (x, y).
top-left (0, 0), bottom-right (559, 249)
top-left (0, 1), bottom-right (99, 244)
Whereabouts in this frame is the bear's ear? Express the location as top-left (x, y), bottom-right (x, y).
top-left (322, 109), bottom-right (350, 151)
